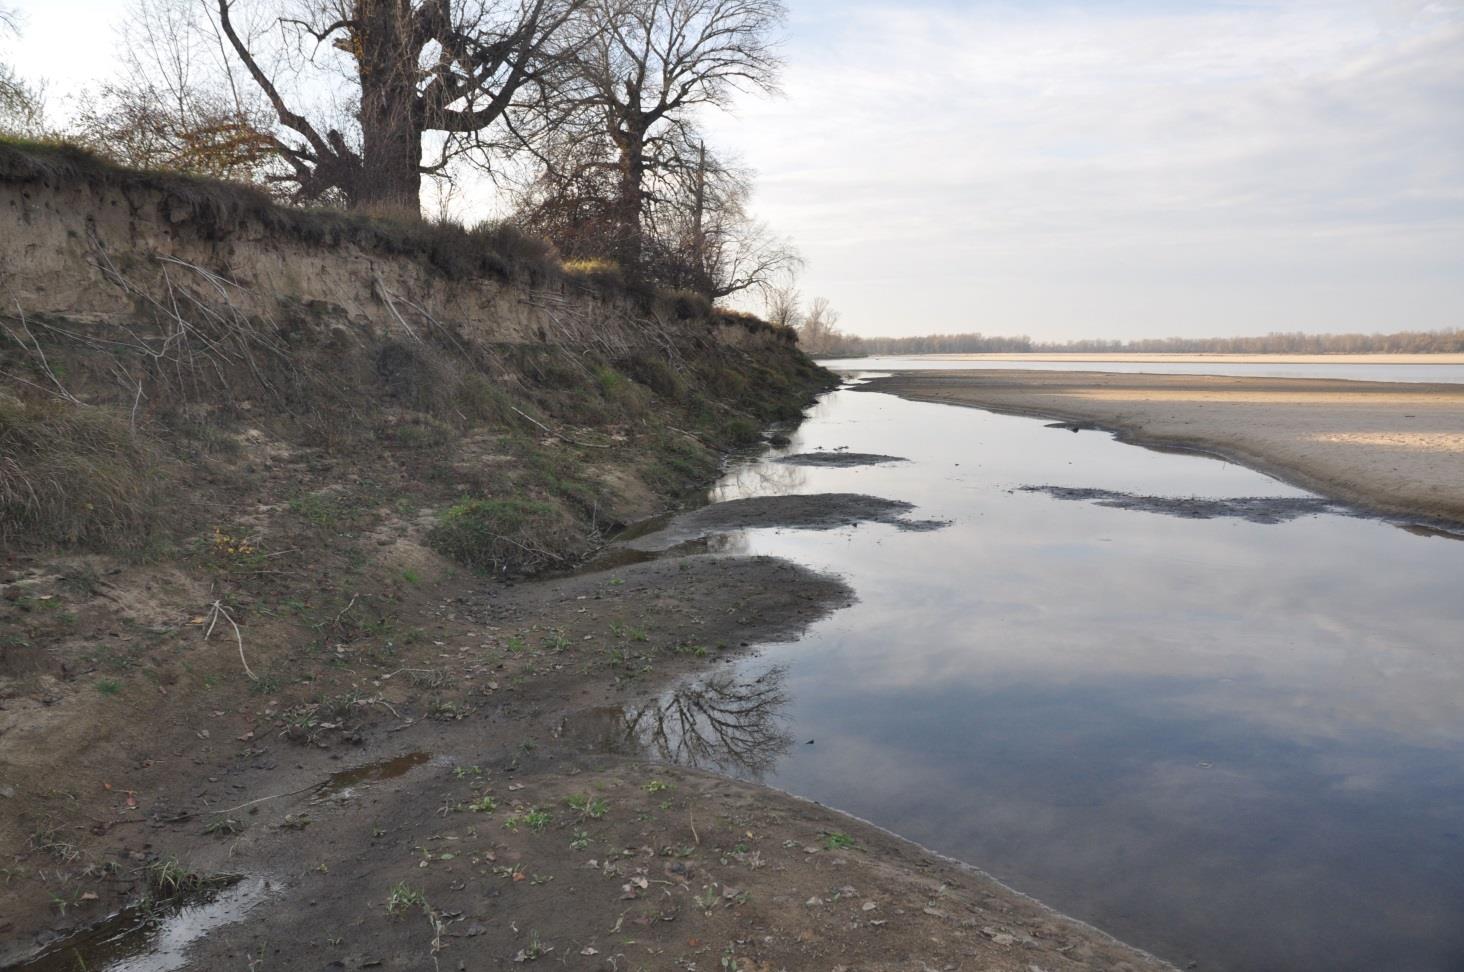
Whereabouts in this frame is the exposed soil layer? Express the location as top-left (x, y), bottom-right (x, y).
top-left (859, 370), bottom-right (1464, 524)
top-left (1019, 486), bottom-right (1343, 524)
top-left (625, 493), bottom-right (950, 552)
top-left (774, 451), bottom-right (908, 467)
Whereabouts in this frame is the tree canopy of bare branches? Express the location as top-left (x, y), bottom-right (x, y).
top-left (565, 0), bottom-right (784, 263)
top-left (68, 0), bottom-right (283, 185)
top-left (0, 6), bottom-right (46, 136)
top-left (203, 0), bottom-right (586, 211)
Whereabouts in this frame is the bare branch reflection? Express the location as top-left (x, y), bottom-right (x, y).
top-left (712, 460), bottom-right (807, 502)
top-left (564, 668), bottom-right (791, 778)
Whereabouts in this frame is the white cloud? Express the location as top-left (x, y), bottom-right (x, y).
top-left (704, 0), bottom-right (1464, 338)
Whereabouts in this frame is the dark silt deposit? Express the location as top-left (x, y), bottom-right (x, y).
top-left (625, 492), bottom-right (950, 551)
top-left (1017, 485), bottom-right (1346, 523)
top-left (774, 451), bottom-right (908, 467)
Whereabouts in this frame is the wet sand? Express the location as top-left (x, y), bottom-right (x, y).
top-left (857, 370), bottom-right (1464, 524)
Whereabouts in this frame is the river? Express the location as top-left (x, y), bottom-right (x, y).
top-left (815, 355), bottom-right (1464, 384)
top-left (599, 382), bottom-right (1464, 971)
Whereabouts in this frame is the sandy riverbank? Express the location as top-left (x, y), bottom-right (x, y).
top-left (857, 370), bottom-right (1464, 524)
top-left (911, 353), bottom-right (1464, 365)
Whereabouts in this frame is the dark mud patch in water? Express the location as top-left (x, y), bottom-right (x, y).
top-left (1019, 485), bottom-right (1343, 524)
top-left (6, 877), bottom-right (270, 972)
top-left (628, 493), bottom-right (949, 551)
top-left (774, 451), bottom-right (908, 467)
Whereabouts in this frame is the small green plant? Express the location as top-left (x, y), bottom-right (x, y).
top-left (514, 929), bottom-right (550, 962)
top-left (427, 698), bottom-right (471, 721)
top-left (821, 831), bottom-right (856, 851)
top-left (541, 630), bottom-right (570, 652)
top-left (565, 794), bottom-right (608, 819)
top-left (643, 779), bottom-right (672, 793)
top-left (95, 678), bottom-right (122, 696)
top-left (386, 882), bottom-right (426, 916)
top-left (400, 568), bottom-right (421, 585)
top-left (570, 829), bottom-right (590, 850)
top-left (145, 858), bottom-right (204, 897)
top-left (288, 492), bottom-right (345, 527)
top-left (468, 794), bottom-right (498, 814)
top-left (505, 807), bottom-right (551, 832)
top-left (203, 818), bottom-right (244, 837)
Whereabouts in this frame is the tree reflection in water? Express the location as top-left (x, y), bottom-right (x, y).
top-left (565, 668), bottom-right (791, 778)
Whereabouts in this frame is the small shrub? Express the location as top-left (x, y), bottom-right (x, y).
top-left (427, 498), bottom-right (580, 575)
top-left (382, 413), bottom-right (454, 450)
top-left (455, 373), bottom-right (520, 427)
top-left (619, 353), bottom-right (686, 400)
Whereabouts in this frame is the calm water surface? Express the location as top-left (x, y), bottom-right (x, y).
top-left (817, 355), bottom-right (1464, 383)
top-left (606, 387), bottom-right (1464, 972)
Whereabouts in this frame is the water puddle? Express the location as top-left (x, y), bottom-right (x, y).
top-left (6, 877), bottom-right (270, 972)
top-left (594, 386), bottom-right (1464, 971)
top-left (313, 751), bottom-right (431, 799)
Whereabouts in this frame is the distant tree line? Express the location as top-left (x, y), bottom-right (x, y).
top-left (0, 0), bottom-right (797, 304)
top-left (807, 327), bottom-right (1464, 358)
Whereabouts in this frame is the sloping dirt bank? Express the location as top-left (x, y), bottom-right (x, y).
top-left (857, 370), bottom-right (1464, 524)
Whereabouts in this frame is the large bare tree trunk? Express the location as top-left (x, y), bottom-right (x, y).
top-left (355, 0), bottom-right (422, 214)
top-left (612, 121), bottom-right (646, 266)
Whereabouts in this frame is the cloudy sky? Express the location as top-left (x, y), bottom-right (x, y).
top-left (8, 0), bottom-right (1464, 340)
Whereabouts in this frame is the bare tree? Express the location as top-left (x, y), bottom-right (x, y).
top-left (653, 140), bottom-right (798, 299)
top-left (509, 123), bottom-right (623, 259)
top-left (567, 0), bottom-right (784, 264)
top-left (762, 284), bottom-right (801, 331)
top-left (201, 0), bottom-right (587, 213)
top-left (797, 296), bottom-right (840, 354)
top-left (69, 0), bottom-right (283, 185)
top-left (0, 6), bottom-right (45, 135)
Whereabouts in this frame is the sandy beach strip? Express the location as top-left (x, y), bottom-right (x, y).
top-left (908, 353), bottom-right (1464, 365)
top-left (856, 370), bottom-right (1464, 524)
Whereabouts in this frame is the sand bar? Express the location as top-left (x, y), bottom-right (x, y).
top-left (907, 353), bottom-right (1464, 365)
top-left (857, 369), bottom-right (1464, 524)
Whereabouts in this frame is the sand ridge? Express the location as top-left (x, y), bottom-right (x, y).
top-left (857, 369), bottom-right (1464, 524)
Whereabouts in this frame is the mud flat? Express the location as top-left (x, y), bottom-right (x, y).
top-left (858, 369), bottom-right (1464, 524)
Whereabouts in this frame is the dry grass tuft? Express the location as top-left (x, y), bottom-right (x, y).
top-left (0, 395), bottom-right (175, 550)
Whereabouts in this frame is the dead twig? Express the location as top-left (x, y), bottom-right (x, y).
top-left (204, 600), bottom-right (258, 682)
top-left (208, 782), bottom-right (321, 815)
top-left (509, 406), bottom-right (613, 450)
